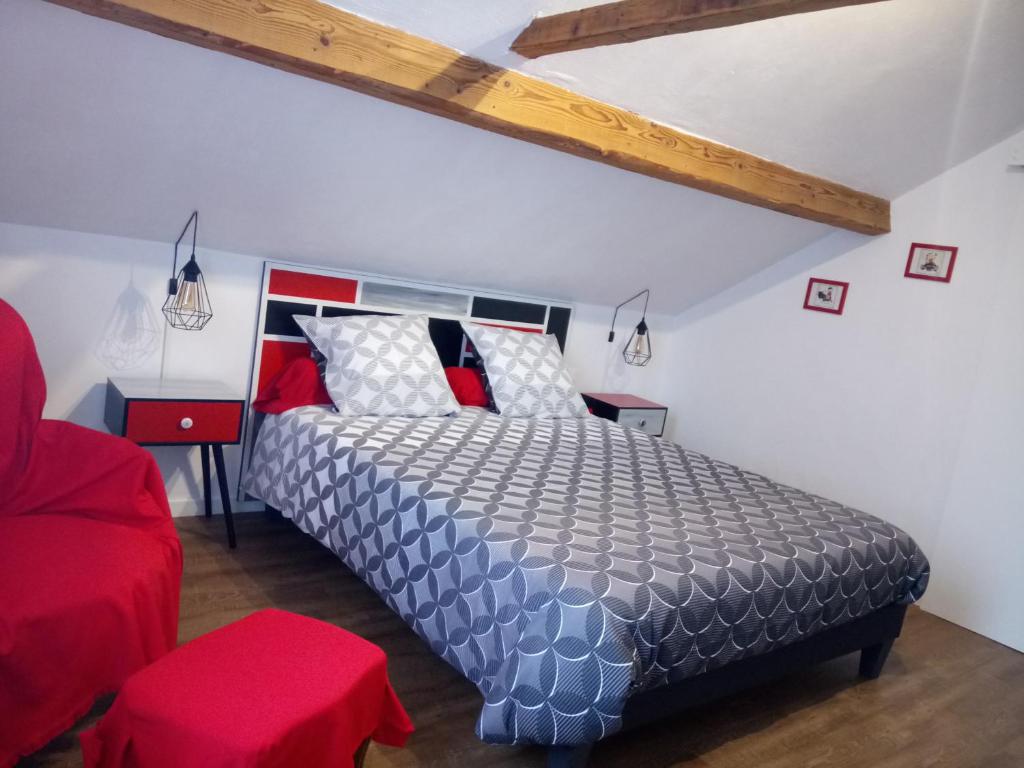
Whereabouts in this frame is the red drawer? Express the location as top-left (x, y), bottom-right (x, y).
top-left (125, 400), bottom-right (243, 444)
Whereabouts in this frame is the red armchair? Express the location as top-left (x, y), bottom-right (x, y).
top-left (0, 300), bottom-right (183, 767)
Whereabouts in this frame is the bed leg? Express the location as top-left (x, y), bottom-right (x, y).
top-left (547, 744), bottom-right (593, 768)
top-left (859, 638), bottom-right (896, 679)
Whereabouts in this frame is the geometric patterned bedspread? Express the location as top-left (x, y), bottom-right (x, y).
top-left (243, 406), bottom-right (929, 747)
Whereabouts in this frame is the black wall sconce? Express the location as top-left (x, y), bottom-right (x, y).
top-left (608, 288), bottom-right (652, 366)
top-left (162, 210), bottom-right (213, 331)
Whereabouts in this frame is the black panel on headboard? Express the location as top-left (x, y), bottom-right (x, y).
top-left (320, 307), bottom-right (394, 319)
top-left (264, 300), bottom-right (316, 336)
top-left (471, 296), bottom-right (548, 325)
top-left (546, 306), bottom-right (572, 352)
top-left (427, 319), bottom-right (466, 368)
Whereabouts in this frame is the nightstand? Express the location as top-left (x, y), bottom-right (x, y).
top-left (104, 378), bottom-right (245, 548)
top-left (582, 393), bottom-right (667, 437)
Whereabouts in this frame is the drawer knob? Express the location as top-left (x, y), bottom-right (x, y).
top-left (639, 418), bottom-right (647, 427)
top-left (179, 417), bottom-right (194, 430)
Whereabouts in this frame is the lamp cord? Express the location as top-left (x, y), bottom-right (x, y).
top-left (608, 288), bottom-right (650, 342)
top-left (170, 210), bottom-right (199, 282)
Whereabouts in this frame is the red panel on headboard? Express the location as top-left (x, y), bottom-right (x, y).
top-left (268, 269), bottom-right (358, 303)
top-left (257, 339), bottom-right (311, 394)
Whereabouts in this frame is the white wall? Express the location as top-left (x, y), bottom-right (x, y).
top-left (0, 221), bottom-right (671, 514)
top-left (662, 129), bottom-right (1024, 651)
top-left (0, 223), bottom-right (261, 514)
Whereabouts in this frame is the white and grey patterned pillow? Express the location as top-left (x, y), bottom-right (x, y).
top-left (461, 322), bottom-right (587, 418)
top-left (293, 314), bottom-right (459, 417)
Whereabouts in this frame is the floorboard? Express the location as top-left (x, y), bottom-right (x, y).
top-left (21, 512), bottom-right (1024, 768)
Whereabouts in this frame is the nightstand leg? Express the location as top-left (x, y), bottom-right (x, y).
top-left (200, 444), bottom-right (212, 518)
top-left (211, 444), bottom-right (237, 549)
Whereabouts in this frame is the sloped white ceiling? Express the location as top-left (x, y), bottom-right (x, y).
top-left (331, 0), bottom-right (1024, 196)
top-left (1, 0), bottom-right (1022, 313)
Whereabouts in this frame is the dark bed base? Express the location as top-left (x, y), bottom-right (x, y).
top-left (547, 603), bottom-right (907, 768)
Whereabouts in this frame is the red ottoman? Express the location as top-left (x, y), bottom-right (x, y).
top-left (80, 609), bottom-right (413, 768)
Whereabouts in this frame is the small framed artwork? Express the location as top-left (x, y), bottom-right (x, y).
top-left (803, 278), bottom-right (849, 315)
top-left (905, 242), bottom-right (958, 283)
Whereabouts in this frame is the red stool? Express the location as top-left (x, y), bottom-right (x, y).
top-left (80, 609), bottom-right (413, 768)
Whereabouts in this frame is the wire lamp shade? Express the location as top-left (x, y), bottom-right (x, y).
top-left (609, 289), bottom-right (652, 367)
top-left (162, 211), bottom-right (213, 331)
top-left (623, 316), bottom-right (652, 366)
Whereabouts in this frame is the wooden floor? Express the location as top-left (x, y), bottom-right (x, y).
top-left (24, 512), bottom-right (1024, 768)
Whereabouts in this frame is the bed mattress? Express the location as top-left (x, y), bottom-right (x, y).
top-left (243, 406), bottom-right (929, 746)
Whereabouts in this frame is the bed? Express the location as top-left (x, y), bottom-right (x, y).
top-left (243, 405), bottom-right (928, 765)
top-left (240, 263), bottom-right (929, 767)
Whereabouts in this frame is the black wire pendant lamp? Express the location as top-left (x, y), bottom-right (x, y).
top-left (608, 288), bottom-right (652, 367)
top-left (162, 210), bottom-right (213, 331)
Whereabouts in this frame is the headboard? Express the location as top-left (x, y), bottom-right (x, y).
top-left (238, 261), bottom-right (575, 495)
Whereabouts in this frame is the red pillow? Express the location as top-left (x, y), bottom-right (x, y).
top-left (252, 357), bottom-right (332, 414)
top-left (444, 366), bottom-right (489, 408)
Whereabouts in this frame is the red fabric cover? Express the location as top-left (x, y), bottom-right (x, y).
top-left (444, 366), bottom-right (489, 408)
top-left (252, 356), bottom-right (332, 414)
top-left (256, 339), bottom-right (311, 395)
top-left (80, 609), bottom-right (414, 768)
top-left (0, 299), bottom-right (182, 768)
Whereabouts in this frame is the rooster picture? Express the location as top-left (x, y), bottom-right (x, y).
top-left (804, 278), bottom-right (848, 314)
top-left (905, 244), bottom-right (957, 283)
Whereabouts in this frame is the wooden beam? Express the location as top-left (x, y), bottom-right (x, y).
top-left (511, 0), bottom-right (890, 58)
top-left (45, 0), bottom-right (890, 235)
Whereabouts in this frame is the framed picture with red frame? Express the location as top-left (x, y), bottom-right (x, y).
top-left (905, 242), bottom-right (958, 283)
top-left (803, 278), bottom-right (849, 315)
